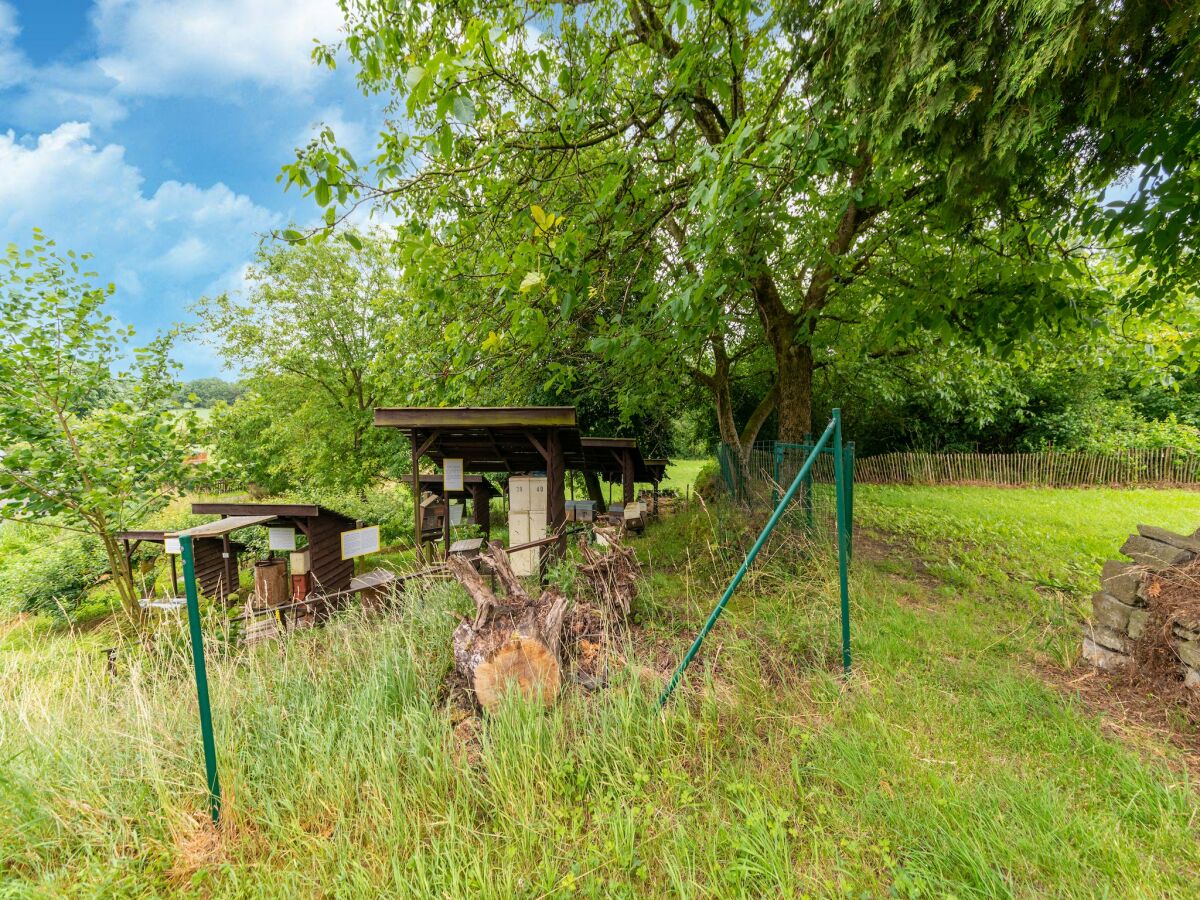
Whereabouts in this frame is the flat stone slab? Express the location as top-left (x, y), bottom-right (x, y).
top-left (1174, 621), bottom-right (1200, 643)
top-left (1177, 640), bottom-right (1200, 670)
top-left (1100, 560), bottom-right (1143, 605)
top-left (1086, 624), bottom-right (1130, 654)
top-left (1121, 534), bottom-right (1193, 570)
top-left (1091, 593), bottom-right (1148, 638)
top-left (1082, 636), bottom-right (1132, 671)
top-left (1137, 524), bottom-right (1200, 554)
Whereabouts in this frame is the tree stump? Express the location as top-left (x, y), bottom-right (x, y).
top-left (447, 544), bottom-right (571, 711)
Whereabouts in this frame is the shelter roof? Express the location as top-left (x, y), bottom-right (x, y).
top-left (577, 437), bottom-right (666, 483)
top-left (177, 515), bottom-right (277, 538)
top-left (375, 406), bottom-right (583, 473)
top-left (115, 530), bottom-right (170, 542)
top-left (190, 502), bottom-right (353, 522)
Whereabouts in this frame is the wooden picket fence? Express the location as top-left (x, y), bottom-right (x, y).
top-left (851, 448), bottom-right (1200, 488)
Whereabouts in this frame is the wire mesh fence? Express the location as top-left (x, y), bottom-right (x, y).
top-left (716, 439), bottom-right (854, 546)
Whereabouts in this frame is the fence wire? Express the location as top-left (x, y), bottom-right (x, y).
top-left (716, 440), bottom-right (854, 546)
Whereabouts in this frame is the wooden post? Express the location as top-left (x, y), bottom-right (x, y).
top-left (443, 485), bottom-right (451, 560)
top-left (412, 429), bottom-right (423, 564)
top-left (221, 534), bottom-right (234, 603)
top-left (473, 484), bottom-right (492, 543)
top-left (170, 553), bottom-right (178, 597)
top-left (545, 427), bottom-right (567, 569)
top-left (621, 449), bottom-right (635, 505)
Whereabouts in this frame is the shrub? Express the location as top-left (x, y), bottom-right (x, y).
top-left (285, 483), bottom-right (415, 548)
top-left (0, 532), bottom-right (109, 618)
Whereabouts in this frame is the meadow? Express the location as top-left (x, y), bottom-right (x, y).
top-left (2, 485), bottom-right (1199, 897)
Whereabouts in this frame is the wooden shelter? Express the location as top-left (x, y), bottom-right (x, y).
top-left (190, 503), bottom-right (358, 595)
top-left (116, 529), bottom-right (249, 602)
top-left (575, 437), bottom-right (666, 505)
top-left (418, 473), bottom-right (499, 541)
top-left (374, 406), bottom-right (582, 566)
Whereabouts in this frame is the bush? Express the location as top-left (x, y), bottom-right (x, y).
top-left (283, 483), bottom-right (415, 548)
top-left (0, 532), bottom-right (109, 617)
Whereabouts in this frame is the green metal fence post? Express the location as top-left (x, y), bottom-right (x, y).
top-left (802, 433), bottom-right (814, 534)
top-left (180, 534), bottom-right (221, 825)
top-left (771, 442), bottom-right (783, 508)
top-left (845, 441), bottom-right (856, 563)
top-left (659, 417), bottom-right (839, 706)
top-left (832, 411), bottom-right (852, 676)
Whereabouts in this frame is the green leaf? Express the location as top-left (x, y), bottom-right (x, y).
top-left (451, 95), bottom-right (476, 125)
top-left (519, 270), bottom-right (546, 293)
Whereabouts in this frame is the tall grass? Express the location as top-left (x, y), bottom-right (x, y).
top-left (3, 487), bottom-right (1200, 895)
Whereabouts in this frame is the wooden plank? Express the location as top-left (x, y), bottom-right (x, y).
top-left (375, 406), bottom-right (577, 429)
top-left (115, 530), bottom-right (169, 542)
top-left (177, 514), bottom-right (276, 538)
top-left (192, 502), bottom-right (321, 518)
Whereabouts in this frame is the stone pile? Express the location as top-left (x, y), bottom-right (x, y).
top-left (1083, 524), bottom-right (1200, 685)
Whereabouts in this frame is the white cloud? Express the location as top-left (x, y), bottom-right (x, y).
top-left (94, 0), bottom-right (344, 97)
top-left (0, 1), bottom-right (27, 89)
top-left (0, 121), bottom-right (279, 305)
top-left (0, 4), bottom-right (127, 128)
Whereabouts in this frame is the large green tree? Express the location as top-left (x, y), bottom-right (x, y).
top-left (197, 233), bottom-right (409, 491)
top-left (0, 233), bottom-right (195, 621)
top-left (286, 0), bottom-right (1191, 442)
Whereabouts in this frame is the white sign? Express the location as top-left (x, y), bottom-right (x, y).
top-left (164, 536), bottom-right (181, 555)
top-left (443, 457), bottom-right (464, 492)
top-left (340, 525), bottom-right (380, 560)
top-left (268, 527), bottom-right (297, 551)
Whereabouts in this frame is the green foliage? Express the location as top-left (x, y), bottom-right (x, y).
top-left (176, 377), bottom-right (244, 408)
top-left (195, 234), bottom-right (409, 492)
top-left (0, 231), bottom-right (197, 618)
top-left (285, 0), bottom-right (1189, 445)
top-left (0, 531), bottom-right (108, 618)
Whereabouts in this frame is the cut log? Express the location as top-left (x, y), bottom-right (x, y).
top-left (486, 539), bottom-right (530, 603)
top-left (448, 547), bottom-right (569, 711)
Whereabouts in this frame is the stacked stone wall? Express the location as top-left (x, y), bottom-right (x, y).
top-left (1083, 525), bottom-right (1200, 686)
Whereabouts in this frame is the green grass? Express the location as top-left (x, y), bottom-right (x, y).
top-left (2, 486), bottom-right (1200, 896)
top-left (658, 457), bottom-right (708, 494)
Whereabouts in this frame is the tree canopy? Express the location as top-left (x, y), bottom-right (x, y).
top-left (196, 234), bottom-right (410, 491)
top-left (280, 0), bottom-right (1197, 448)
top-left (0, 232), bottom-right (195, 620)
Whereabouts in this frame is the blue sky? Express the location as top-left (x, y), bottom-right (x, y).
top-left (0, 0), bottom-right (383, 377)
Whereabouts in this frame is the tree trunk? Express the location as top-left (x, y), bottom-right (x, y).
top-left (775, 342), bottom-right (813, 442)
top-left (100, 534), bottom-right (146, 626)
top-left (583, 470), bottom-right (608, 514)
top-left (750, 271), bottom-right (813, 441)
top-left (447, 545), bottom-right (570, 711)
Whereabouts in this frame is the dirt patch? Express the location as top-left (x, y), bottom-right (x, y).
top-left (855, 528), bottom-right (944, 598)
top-left (1042, 660), bottom-right (1200, 777)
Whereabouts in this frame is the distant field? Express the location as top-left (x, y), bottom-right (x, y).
top-left (658, 457), bottom-right (708, 494)
top-left (3, 485), bottom-right (1200, 895)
